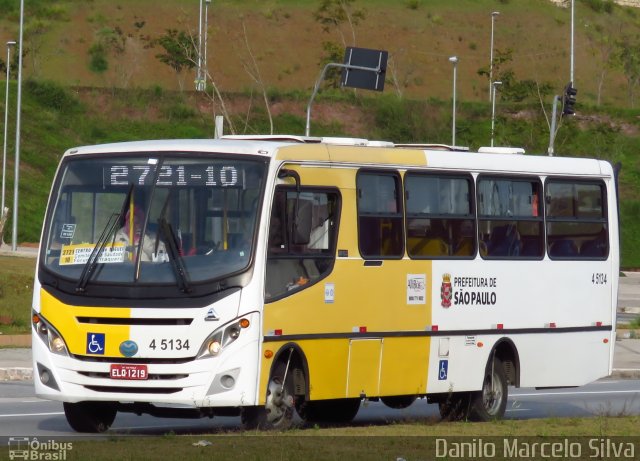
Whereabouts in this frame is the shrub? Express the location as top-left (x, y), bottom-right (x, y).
top-left (24, 79), bottom-right (81, 113)
top-left (405, 0), bottom-right (420, 10)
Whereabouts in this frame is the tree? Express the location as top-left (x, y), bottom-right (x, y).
top-left (87, 21), bottom-right (150, 88)
top-left (318, 41), bottom-right (344, 89)
top-left (614, 34), bottom-right (640, 108)
top-left (239, 22), bottom-right (273, 134)
top-left (586, 20), bottom-right (619, 106)
top-left (24, 19), bottom-right (51, 77)
top-left (314, 0), bottom-right (366, 47)
top-left (477, 49), bottom-right (552, 103)
top-left (154, 29), bottom-right (197, 92)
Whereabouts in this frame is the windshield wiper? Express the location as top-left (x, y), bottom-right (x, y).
top-left (159, 217), bottom-right (191, 293)
top-left (76, 184), bottom-right (134, 293)
top-left (154, 189), bottom-right (191, 293)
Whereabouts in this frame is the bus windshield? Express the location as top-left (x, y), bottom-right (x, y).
top-left (41, 153), bottom-right (266, 291)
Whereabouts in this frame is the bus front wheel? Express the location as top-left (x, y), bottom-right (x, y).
top-left (468, 357), bottom-right (508, 421)
top-left (242, 362), bottom-right (294, 430)
top-left (63, 401), bottom-right (117, 433)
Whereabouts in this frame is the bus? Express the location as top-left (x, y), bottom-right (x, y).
top-left (32, 136), bottom-right (619, 432)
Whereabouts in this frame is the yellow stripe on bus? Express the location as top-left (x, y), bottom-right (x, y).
top-left (40, 289), bottom-right (131, 357)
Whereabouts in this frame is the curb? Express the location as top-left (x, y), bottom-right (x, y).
top-left (0, 335), bottom-right (31, 347)
top-left (610, 369), bottom-right (640, 380)
top-left (0, 367), bottom-right (33, 381)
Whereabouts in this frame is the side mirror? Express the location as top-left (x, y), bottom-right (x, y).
top-left (292, 198), bottom-right (312, 245)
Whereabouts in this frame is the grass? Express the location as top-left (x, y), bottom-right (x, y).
top-left (0, 255), bottom-right (35, 335)
top-left (47, 416), bottom-right (640, 460)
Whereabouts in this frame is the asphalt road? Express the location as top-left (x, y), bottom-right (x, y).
top-left (1, 379), bottom-right (639, 437)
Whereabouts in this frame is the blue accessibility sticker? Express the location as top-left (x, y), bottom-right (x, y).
top-left (86, 333), bottom-right (105, 355)
top-left (438, 359), bottom-right (448, 381)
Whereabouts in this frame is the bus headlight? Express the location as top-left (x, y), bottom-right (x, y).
top-left (197, 318), bottom-right (250, 359)
top-left (32, 312), bottom-right (69, 357)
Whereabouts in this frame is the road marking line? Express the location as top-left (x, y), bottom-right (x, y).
top-left (513, 389), bottom-right (640, 397)
top-left (0, 412), bottom-right (64, 418)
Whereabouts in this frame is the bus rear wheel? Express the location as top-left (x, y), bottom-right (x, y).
top-left (63, 401), bottom-right (117, 433)
top-left (468, 357), bottom-right (508, 421)
top-left (242, 362), bottom-right (294, 430)
top-left (296, 398), bottom-right (360, 424)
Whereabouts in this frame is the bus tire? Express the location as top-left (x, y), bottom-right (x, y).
top-left (296, 398), bottom-right (360, 424)
top-left (438, 393), bottom-right (470, 421)
top-left (242, 362), bottom-right (294, 430)
top-left (381, 395), bottom-right (417, 409)
top-left (63, 401), bottom-right (117, 433)
top-left (468, 357), bottom-right (508, 421)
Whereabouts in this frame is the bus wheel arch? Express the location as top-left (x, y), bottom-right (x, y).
top-left (492, 338), bottom-right (520, 388)
top-left (271, 342), bottom-right (310, 401)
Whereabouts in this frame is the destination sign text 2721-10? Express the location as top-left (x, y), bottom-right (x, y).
top-left (104, 164), bottom-right (242, 187)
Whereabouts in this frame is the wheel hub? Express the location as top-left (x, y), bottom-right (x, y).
top-left (265, 378), bottom-right (293, 423)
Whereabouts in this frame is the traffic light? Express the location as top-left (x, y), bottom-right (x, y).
top-left (562, 83), bottom-right (577, 116)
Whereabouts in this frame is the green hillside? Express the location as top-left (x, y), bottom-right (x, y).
top-left (0, 0), bottom-right (639, 266)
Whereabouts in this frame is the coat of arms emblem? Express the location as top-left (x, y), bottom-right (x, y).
top-left (440, 273), bottom-right (452, 308)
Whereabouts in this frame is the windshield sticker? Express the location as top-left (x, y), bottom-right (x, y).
top-left (407, 274), bottom-right (426, 305)
top-left (60, 243), bottom-right (126, 265)
top-left (60, 223), bottom-right (76, 239)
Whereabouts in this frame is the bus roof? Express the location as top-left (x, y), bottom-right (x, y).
top-left (61, 137), bottom-right (613, 178)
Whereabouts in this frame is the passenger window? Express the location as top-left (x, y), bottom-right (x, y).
top-left (477, 177), bottom-right (544, 259)
top-left (357, 171), bottom-right (404, 259)
top-left (265, 188), bottom-right (340, 301)
top-left (546, 180), bottom-right (608, 259)
top-left (405, 173), bottom-right (475, 258)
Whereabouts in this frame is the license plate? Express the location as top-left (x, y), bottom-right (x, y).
top-left (110, 364), bottom-right (148, 380)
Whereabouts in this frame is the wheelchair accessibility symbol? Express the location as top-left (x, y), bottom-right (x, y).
top-left (438, 359), bottom-right (448, 380)
top-left (86, 333), bottom-right (105, 355)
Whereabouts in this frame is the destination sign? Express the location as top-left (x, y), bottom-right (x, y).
top-left (103, 164), bottom-right (242, 187)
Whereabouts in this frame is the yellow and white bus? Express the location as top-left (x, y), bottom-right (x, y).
top-left (32, 136), bottom-right (619, 432)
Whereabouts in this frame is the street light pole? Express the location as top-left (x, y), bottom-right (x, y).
top-left (489, 11), bottom-right (500, 102)
top-left (12, 0), bottom-right (24, 252)
top-left (1, 40), bottom-right (15, 219)
top-left (491, 81), bottom-right (502, 147)
top-left (570, 0), bottom-right (574, 85)
top-left (195, 0), bottom-right (205, 91)
top-left (204, 0), bottom-right (211, 82)
top-left (449, 56), bottom-right (458, 147)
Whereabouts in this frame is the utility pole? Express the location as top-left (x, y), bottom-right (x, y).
top-left (548, 95), bottom-right (560, 156)
top-left (489, 11), bottom-right (500, 101)
top-left (1, 41), bottom-right (16, 218)
top-left (12, 0), bottom-right (24, 252)
top-left (490, 81), bottom-right (502, 147)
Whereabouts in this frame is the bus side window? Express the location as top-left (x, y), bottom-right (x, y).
top-left (405, 172), bottom-right (475, 259)
top-left (265, 188), bottom-right (340, 301)
top-left (546, 180), bottom-right (608, 260)
top-left (478, 177), bottom-right (543, 259)
top-left (357, 171), bottom-right (404, 259)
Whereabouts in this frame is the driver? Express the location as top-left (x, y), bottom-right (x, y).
top-left (115, 206), bottom-right (166, 262)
